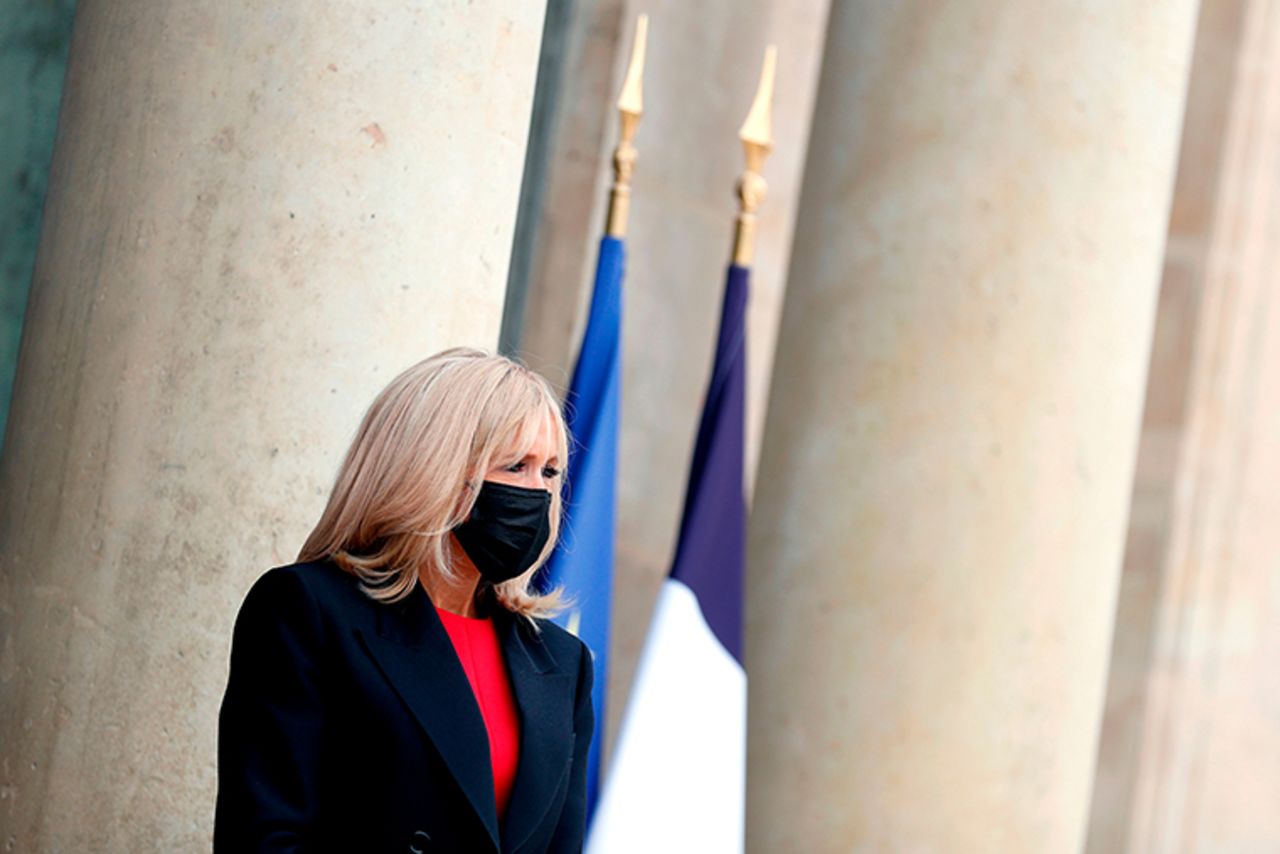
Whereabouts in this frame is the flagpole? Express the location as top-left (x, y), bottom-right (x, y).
top-left (586, 43), bottom-right (776, 854)
top-left (605, 14), bottom-right (647, 239)
top-left (548, 13), bottom-right (647, 823)
top-left (732, 45), bottom-right (776, 266)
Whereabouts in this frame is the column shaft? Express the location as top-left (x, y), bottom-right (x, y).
top-left (0, 1), bottom-right (544, 848)
top-left (514, 0), bottom-right (831, 759)
top-left (746, 2), bottom-right (1199, 850)
top-left (1105, 0), bottom-right (1280, 848)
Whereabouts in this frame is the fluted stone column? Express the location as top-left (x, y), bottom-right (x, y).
top-left (0, 1), bottom-right (544, 848)
top-left (746, 3), bottom-right (1199, 851)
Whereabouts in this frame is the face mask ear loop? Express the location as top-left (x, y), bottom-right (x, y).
top-left (451, 478), bottom-right (482, 529)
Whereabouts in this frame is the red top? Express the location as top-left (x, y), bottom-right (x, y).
top-left (435, 605), bottom-right (521, 819)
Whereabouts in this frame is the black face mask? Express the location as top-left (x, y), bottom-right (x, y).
top-left (453, 480), bottom-right (553, 584)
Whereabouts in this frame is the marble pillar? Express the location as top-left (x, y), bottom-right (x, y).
top-left (1089, 0), bottom-right (1280, 849)
top-left (514, 0), bottom-right (831, 759)
top-left (0, 1), bottom-right (544, 848)
top-left (746, 2), bottom-right (1199, 851)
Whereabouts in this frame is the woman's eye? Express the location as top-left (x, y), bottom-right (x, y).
top-left (506, 461), bottom-right (526, 473)
top-left (542, 466), bottom-right (561, 479)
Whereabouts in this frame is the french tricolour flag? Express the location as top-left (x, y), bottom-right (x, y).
top-left (587, 265), bottom-right (749, 853)
top-left (540, 234), bottom-right (624, 816)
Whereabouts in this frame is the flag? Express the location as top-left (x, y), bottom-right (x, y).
top-left (587, 264), bottom-right (748, 853)
top-left (540, 234), bottom-right (623, 817)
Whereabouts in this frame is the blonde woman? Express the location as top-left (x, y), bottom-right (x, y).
top-left (214, 348), bottom-right (593, 853)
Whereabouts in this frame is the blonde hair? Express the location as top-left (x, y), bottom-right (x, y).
top-left (299, 347), bottom-right (569, 619)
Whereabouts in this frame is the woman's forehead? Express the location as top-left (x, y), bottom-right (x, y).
top-left (498, 408), bottom-right (563, 460)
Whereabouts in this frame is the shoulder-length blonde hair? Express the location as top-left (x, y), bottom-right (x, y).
top-left (299, 347), bottom-right (569, 618)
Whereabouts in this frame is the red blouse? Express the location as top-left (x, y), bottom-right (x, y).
top-left (434, 605), bottom-right (521, 818)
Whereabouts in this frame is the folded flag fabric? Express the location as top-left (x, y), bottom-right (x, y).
top-left (587, 264), bottom-right (748, 853)
top-left (538, 234), bottom-right (624, 818)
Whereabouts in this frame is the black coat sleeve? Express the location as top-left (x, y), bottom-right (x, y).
top-left (549, 638), bottom-right (596, 852)
top-left (214, 568), bottom-right (328, 852)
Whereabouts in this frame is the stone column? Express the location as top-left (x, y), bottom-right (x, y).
top-left (0, 1), bottom-right (544, 849)
top-left (1084, 0), bottom-right (1250, 849)
top-left (513, 0), bottom-right (831, 760)
top-left (746, 3), bottom-right (1199, 852)
top-left (1089, 0), bottom-right (1280, 849)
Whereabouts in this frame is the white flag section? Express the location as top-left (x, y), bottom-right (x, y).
top-left (586, 578), bottom-right (746, 854)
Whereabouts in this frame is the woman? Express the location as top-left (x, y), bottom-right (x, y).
top-left (214, 348), bottom-right (593, 853)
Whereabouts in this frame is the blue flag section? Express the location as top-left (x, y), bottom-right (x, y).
top-left (587, 264), bottom-right (749, 853)
top-left (668, 264), bottom-right (749, 661)
top-left (539, 234), bottom-right (623, 819)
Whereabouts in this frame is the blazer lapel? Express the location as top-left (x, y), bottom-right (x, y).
top-left (497, 612), bottom-right (576, 854)
top-left (356, 589), bottom-right (501, 852)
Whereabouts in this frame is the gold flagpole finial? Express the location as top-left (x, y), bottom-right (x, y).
top-left (732, 45), bottom-right (776, 266)
top-left (605, 14), bottom-right (648, 239)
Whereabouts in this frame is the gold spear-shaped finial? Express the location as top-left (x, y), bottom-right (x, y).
top-left (732, 45), bottom-right (776, 266)
top-left (605, 14), bottom-right (648, 238)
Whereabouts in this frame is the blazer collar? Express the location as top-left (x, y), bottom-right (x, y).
top-left (356, 585), bottom-right (575, 854)
top-left (494, 608), bottom-right (575, 854)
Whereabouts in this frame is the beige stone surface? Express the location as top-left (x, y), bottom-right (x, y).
top-left (1091, 0), bottom-right (1280, 848)
top-left (515, 0), bottom-right (831, 759)
top-left (1085, 0), bottom-right (1249, 849)
top-left (745, 2), bottom-right (1199, 851)
top-left (0, 1), bottom-right (544, 848)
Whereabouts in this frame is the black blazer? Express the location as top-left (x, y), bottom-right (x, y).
top-left (214, 561), bottom-right (594, 853)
